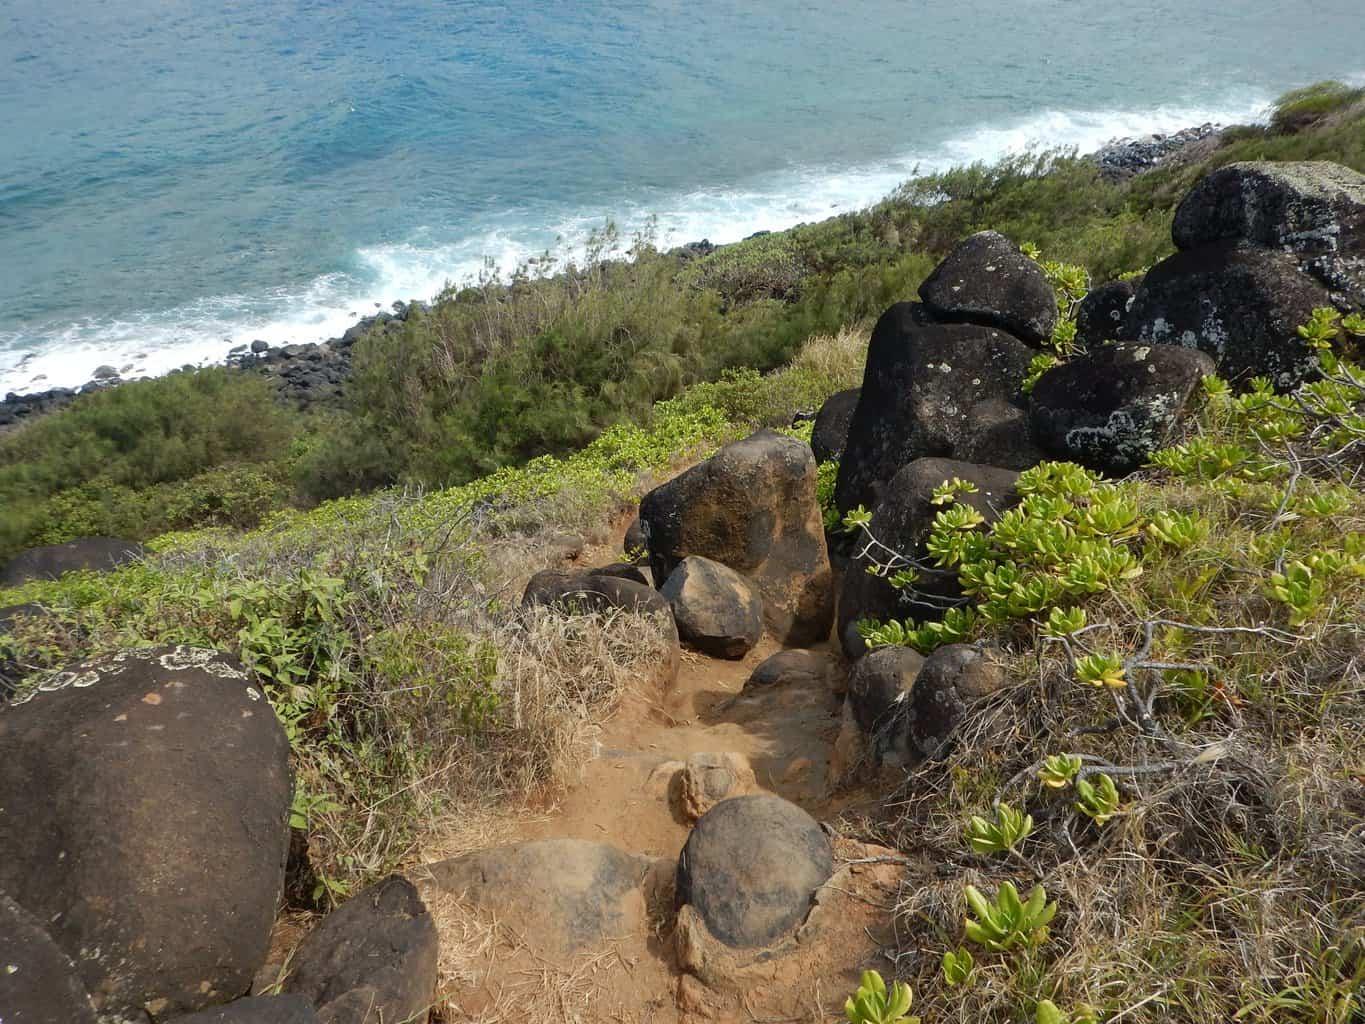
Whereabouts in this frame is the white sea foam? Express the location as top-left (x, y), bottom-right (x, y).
top-left (0, 90), bottom-right (1282, 396)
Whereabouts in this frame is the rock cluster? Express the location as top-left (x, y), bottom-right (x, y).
top-left (1091, 122), bottom-right (1222, 180)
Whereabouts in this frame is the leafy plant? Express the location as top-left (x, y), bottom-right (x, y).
top-left (845, 970), bottom-right (919, 1024)
top-left (964, 802), bottom-right (1034, 855)
top-left (963, 881), bottom-right (1057, 953)
top-left (1044, 606), bottom-right (1087, 637)
top-left (941, 946), bottom-right (975, 987)
top-left (1075, 772), bottom-right (1121, 824)
top-left (1075, 653), bottom-right (1126, 689)
top-left (1038, 753), bottom-right (1083, 789)
top-left (1037, 999), bottom-right (1099, 1024)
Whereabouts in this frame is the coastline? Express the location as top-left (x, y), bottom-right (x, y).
top-left (0, 123), bottom-right (1224, 427)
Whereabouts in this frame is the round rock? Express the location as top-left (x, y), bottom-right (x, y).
top-left (846, 646), bottom-right (925, 761)
top-left (1029, 342), bottom-right (1216, 473)
top-left (660, 555), bottom-right (764, 659)
top-left (676, 795), bottom-right (833, 949)
top-left (905, 643), bottom-right (1008, 759)
top-left (1075, 280), bottom-right (1136, 348)
top-left (744, 649), bottom-right (839, 691)
top-left (810, 387), bottom-right (861, 464)
top-left (918, 230), bottom-right (1058, 345)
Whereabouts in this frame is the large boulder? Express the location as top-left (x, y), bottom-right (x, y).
top-left (0, 646), bottom-right (291, 1022)
top-left (1121, 241), bottom-right (1332, 389)
top-left (169, 996), bottom-right (320, 1023)
top-left (1172, 161), bottom-right (1365, 256)
top-left (846, 646), bottom-right (925, 763)
top-left (838, 459), bottom-right (1020, 657)
top-left (833, 303), bottom-right (1039, 514)
top-left (1074, 279), bottom-right (1136, 348)
top-left (423, 839), bottom-right (655, 957)
top-left (903, 644), bottom-right (1008, 760)
top-left (0, 892), bottom-right (98, 1024)
top-left (640, 429), bottom-right (833, 646)
top-left (810, 387), bottom-right (861, 463)
top-left (1029, 342), bottom-right (1216, 473)
top-left (918, 230), bottom-right (1058, 345)
top-left (282, 876), bottom-right (438, 1024)
top-left (676, 795), bottom-right (833, 949)
top-left (660, 556), bottom-right (763, 659)
top-left (0, 537), bottom-right (144, 587)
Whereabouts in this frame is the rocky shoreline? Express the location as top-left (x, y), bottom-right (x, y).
top-left (0, 122), bottom-right (1224, 432)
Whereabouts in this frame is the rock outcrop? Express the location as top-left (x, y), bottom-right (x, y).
top-left (810, 387), bottom-right (860, 463)
top-left (833, 304), bottom-right (1038, 513)
top-left (1029, 342), bottom-right (1216, 473)
top-left (675, 795), bottom-right (833, 949)
top-left (170, 996), bottom-right (320, 1024)
top-left (0, 646), bottom-right (291, 1022)
top-left (1074, 279), bottom-right (1136, 348)
top-left (640, 429), bottom-right (833, 645)
top-left (838, 458), bottom-right (1020, 656)
top-left (660, 556), bottom-right (764, 659)
top-left (282, 876), bottom-right (438, 1024)
top-left (0, 536), bottom-right (144, 587)
top-left (918, 230), bottom-right (1058, 345)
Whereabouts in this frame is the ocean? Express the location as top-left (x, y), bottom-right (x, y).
top-left (1, 0), bottom-right (1362, 395)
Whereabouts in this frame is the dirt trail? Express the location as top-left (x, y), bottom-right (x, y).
top-left (414, 521), bottom-right (910, 1024)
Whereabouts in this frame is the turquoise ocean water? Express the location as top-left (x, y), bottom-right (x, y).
top-left (2, 0), bottom-right (1362, 393)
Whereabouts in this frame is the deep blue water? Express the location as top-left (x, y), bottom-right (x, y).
top-left (2, 0), bottom-right (1362, 393)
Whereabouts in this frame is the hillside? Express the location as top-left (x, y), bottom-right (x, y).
top-left (1, 82), bottom-right (1364, 1024)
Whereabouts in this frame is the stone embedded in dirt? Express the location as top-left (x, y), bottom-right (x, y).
top-left (743, 648), bottom-right (840, 692)
top-left (1029, 342), bottom-right (1217, 473)
top-left (1121, 241), bottom-right (1332, 389)
top-left (640, 429), bottom-right (833, 646)
top-left (282, 876), bottom-right (438, 1024)
top-left (676, 794), bottom-right (833, 949)
top-left (838, 458), bottom-right (1020, 657)
top-left (1172, 160), bottom-right (1365, 255)
top-left (623, 515), bottom-right (647, 557)
top-left (0, 892), bottom-right (98, 1024)
top-left (833, 303), bottom-right (1039, 514)
top-left (167, 995), bottom-right (320, 1023)
top-left (810, 387), bottom-right (861, 464)
top-left (0, 646), bottom-right (291, 1023)
top-left (660, 555), bottom-right (764, 659)
top-left (1075, 279), bottom-right (1137, 348)
top-left (904, 643), bottom-right (1008, 760)
top-left (678, 752), bottom-right (758, 821)
top-left (846, 646), bottom-right (925, 762)
top-left (423, 839), bottom-right (656, 957)
top-left (0, 536), bottom-right (144, 587)
top-left (589, 561), bottom-right (651, 586)
top-left (918, 230), bottom-right (1059, 345)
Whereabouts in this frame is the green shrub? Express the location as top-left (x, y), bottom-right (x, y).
top-left (1270, 80), bottom-right (1364, 134)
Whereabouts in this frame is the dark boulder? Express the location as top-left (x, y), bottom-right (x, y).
top-left (918, 230), bottom-right (1058, 345)
top-left (251, 339), bottom-right (271, 354)
top-left (522, 568), bottom-right (679, 683)
top-left (676, 795), bottom-right (833, 949)
top-left (0, 646), bottom-right (291, 1022)
top-left (623, 515), bottom-right (647, 558)
top-left (283, 876), bottom-right (438, 1024)
top-left (169, 995), bottom-right (320, 1023)
top-left (1074, 280), bottom-right (1136, 348)
top-left (589, 562), bottom-right (651, 586)
top-left (846, 646), bottom-right (925, 762)
top-left (838, 459), bottom-right (1020, 657)
top-left (640, 429), bottom-right (833, 646)
top-left (660, 556), bottom-right (763, 659)
top-left (833, 303), bottom-right (1039, 514)
top-left (424, 839), bottom-right (654, 957)
top-left (1029, 342), bottom-right (1216, 473)
top-left (1122, 241), bottom-right (1332, 389)
top-left (0, 893), bottom-right (98, 1024)
top-left (1172, 161), bottom-right (1365, 255)
top-left (810, 387), bottom-right (861, 463)
top-left (903, 644), bottom-right (1008, 760)
top-left (0, 537), bottom-right (144, 587)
